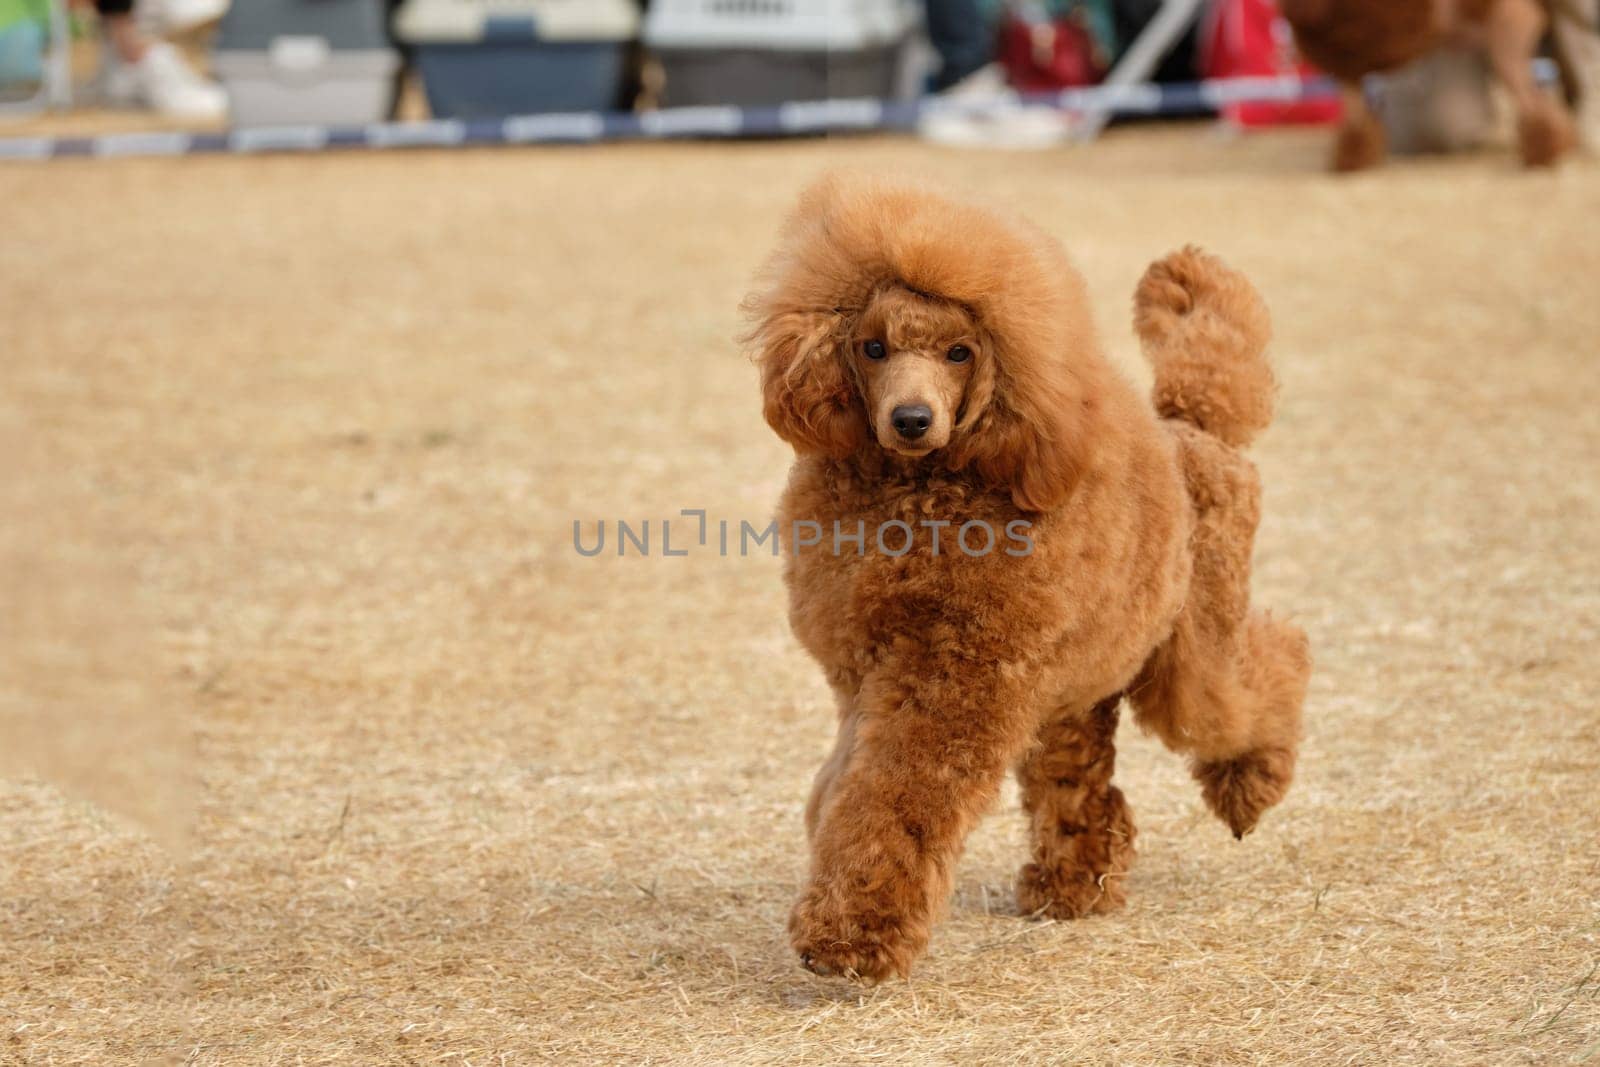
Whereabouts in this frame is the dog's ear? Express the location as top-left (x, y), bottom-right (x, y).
top-left (742, 173), bottom-right (880, 457)
top-left (950, 332), bottom-right (1098, 513)
top-left (744, 307), bottom-right (867, 458)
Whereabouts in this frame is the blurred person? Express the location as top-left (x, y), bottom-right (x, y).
top-left (86, 0), bottom-right (226, 118)
top-left (919, 0), bottom-right (1078, 147)
top-left (146, 0), bottom-right (227, 33)
top-left (926, 0), bottom-right (997, 91)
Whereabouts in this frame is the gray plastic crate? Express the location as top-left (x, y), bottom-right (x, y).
top-left (656, 46), bottom-right (902, 108)
top-left (394, 0), bottom-right (640, 119)
top-left (214, 0), bottom-right (399, 127)
top-left (644, 0), bottom-right (918, 108)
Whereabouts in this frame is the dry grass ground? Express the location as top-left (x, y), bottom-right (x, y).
top-left (1, 125), bottom-right (1597, 1065)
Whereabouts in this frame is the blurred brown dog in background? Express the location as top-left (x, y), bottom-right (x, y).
top-left (1280, 0), bottom-right (1597, 169)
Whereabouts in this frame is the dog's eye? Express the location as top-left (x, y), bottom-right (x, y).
top-left (947, 345), bottom-right (972, 364)
top-left (863, 340), bottom-right (887, 361)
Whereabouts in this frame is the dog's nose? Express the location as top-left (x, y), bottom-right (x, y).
top-left (891, 404), bottom-right (933, 441)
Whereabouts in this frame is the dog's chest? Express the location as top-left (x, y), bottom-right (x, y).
top-left (776, 478), bottom-right (1049, 661)
top-left (773, 459), bottom-right (1192, 700)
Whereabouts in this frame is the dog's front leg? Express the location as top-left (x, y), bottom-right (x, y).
top-left (1332, 83), bottom-right (1388, 171)
top-left (789, 665), bottom-right (1035, 982)
top-left (804, 681), bottom-right (861, 840)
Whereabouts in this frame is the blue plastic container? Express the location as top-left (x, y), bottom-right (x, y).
top-left (0, 19), bottom-right (43, 89)
top-left (411, 40), bottom-right (628, 118)
top-left (394, 2), bottom-right (640, 119)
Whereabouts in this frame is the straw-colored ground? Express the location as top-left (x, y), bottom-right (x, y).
top-left (1, 126), bottom-right (1597, 1066)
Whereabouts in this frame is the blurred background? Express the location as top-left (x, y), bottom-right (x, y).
top-left (0, 0), bottom-right (1545, 147)
top-left (2, 2), bottom-right (1597, 1064)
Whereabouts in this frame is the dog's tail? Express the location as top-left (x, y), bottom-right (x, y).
top-left (1133, 247), bottom-right (1276, 450)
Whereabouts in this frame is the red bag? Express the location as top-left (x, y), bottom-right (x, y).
top-left (999, 7), bottom-right (1111, 92)
top-left (1199, 0), bottom-right (1341, 126)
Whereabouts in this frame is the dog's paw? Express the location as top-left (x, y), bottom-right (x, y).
top-left (788, 885), bottom-right (926, 983)
top-left (1331, 111), bottom-right (1387, 172)
top-left (1518, 99), bottom-right (1575, 168)
top-left (1200, 614), bottom-right (1309, 836)
top-left (1015, 793), bottom-right (1136, 920)
top-left (1015, 862), bottom-right (1129, 920)
top-left (1133, 247), bottom-right (1269, 356)
top-left (1193, 746), bottom-right (1296, 839)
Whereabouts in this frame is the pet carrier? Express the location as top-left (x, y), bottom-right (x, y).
top-left (213, 0), bottom-right (399, 127)
top-left (643, 0), bottom-right (921, 108)
top-left (393, 0), bottom-right (640, 119)
top-left (0, 0), bottom-right (68, 116)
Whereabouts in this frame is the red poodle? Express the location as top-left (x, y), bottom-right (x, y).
top-left (742, 176), bottom-right (1311, 982)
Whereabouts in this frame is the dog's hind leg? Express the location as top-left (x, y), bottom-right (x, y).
top-left (1487, 0), bottom-right (1577, 164)
top-left (1189, 613), bottom-right (1310, 836)
top-left (1132, 250), bottom-right (1310, 838)
top-left (1126, 425), bottom-right (1310, 838)
top-left (1015, 694), bottom-right (1136, 919)
top-left (1130, 610), bottom-right (1309, 838)
top-left (1547, 0), bottom-right (1600, 146)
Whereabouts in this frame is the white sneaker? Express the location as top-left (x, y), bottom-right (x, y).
top-left (937, 63), bottom-right (1011, 100)
top-left (103, 41), bottom-right (227, 120)
top-left (917, 63), bottom-right (1075, 149)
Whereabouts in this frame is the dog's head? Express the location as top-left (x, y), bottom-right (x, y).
top-left (742, 175), bottom-right (1110, 513)
top-left (851, 285), bottom-right (979, 458)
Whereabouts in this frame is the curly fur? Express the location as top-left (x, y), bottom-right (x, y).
top-left (742, 177), bottom-right (1311, 982)
top-left (1134, 250), bottom-right (1276, 448)
top-left (1280, 0), bottom-right (1583, 169)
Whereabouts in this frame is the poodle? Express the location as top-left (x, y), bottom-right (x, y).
top-left (1278, 0), bottom-right (1594, 170)
top-left (741, 176), bottom-right (1311, 983)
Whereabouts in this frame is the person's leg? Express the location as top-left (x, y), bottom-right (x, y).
top-left (95, 0), bottom-right (226, 119)
top-left (924, 0), bottom-right (992, 90)
top-left (95, 0), bottom-right (147, 64)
